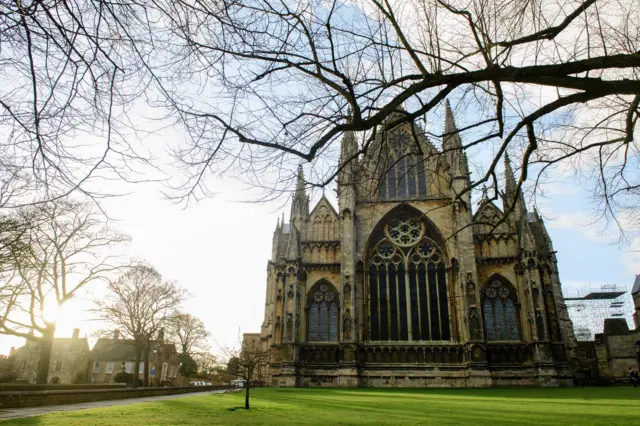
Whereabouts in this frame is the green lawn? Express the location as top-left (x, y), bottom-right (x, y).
top-left (4, 387), bottom-right (640, 425)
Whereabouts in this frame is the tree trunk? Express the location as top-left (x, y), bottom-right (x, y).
top-left (133, 343), bottom-right (142, 388)
top-left (245, 369), bottom-right (251, 410)
top-left (144, 341), bottom-right (150, 387)
top-left (35, 324), bottom-right (56, 384)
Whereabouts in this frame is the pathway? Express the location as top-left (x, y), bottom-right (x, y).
top-left (0, 389), bottom-right (230, 421)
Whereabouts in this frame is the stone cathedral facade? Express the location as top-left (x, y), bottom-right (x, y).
top-left (256, 102), bottom-right (579, 388)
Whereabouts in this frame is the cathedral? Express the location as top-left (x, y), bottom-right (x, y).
top-left (256, 102), bottom-right (579, 387)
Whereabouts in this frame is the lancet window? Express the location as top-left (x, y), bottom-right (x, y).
top-left (379, 132), bottom-right (427, 200)
top-left (368, 214), bottom-right (450, 341)
top-left (482, 277), bottom-right (520, 341)
top-left (307, 281), bottom-right (339, 342)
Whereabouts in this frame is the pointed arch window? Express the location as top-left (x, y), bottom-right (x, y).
top-left (307, 282), bottom-right (339, 342)
top-left (482, 278), bottom-right (520, 341)
top-left (379, 132), bottom-right (427, 200)
top-left (367, 214), bottom-right (450, 341)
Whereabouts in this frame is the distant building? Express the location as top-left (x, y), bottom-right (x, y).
top-left (574, 275), bottom-right (640, 383)
top-left (89, 329), bottom-right (180, 386)
top-left (10, 328), bottom-right (90, 384)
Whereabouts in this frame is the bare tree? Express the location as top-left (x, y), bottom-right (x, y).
top-left (0, 0), bottom-right (155, 205)
top-left (5, 1), bottom-right (640, 237)
top-left (150, 0), bottom-right (640, 239)
top-left (167, 313), bottom-right (210, 356)
top-left (223, 337), bottom-right (270, 410)
top-left (93, 265), bottom-right (189, 387)
top-left (166, 313), bottom-right (210, 375)
top-left (193, 351), bottom-right (219, 378)
top-left (0, 200), bottom-right (128, 384)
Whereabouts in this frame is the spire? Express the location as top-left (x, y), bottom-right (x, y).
top-left (503, 151), bottom-right (527, 217)
top-left (296, 165), bottom-right (305, 193)
top-left (442, 99), bottom-right (468, 178)
top-left (290, 165), bottom-right (309, 223)
top-left (443, 99), bottom-right (462, 149)
top-left (504, 151), bottom-right (517, 195)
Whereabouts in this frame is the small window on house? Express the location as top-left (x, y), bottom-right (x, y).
top-left (150, 364), bottom-right (156, 377)
top-left (30, 343), bottom-right (37, 351)
top-left (63, 344), bottom-right (70, 351)
top-left (125, 362), bottom-right (133, 373)
top-left (106, 362), bottom-right (114, 374)
top-left (139, 362), bottom-right (145, 374)
top-left (20, 359), bottom-right (26, 371)
top-left (168, 366), bottom-right (173, 378)
top-left (93, 361), bottom-right (100, 374)
top-left (54, 361), bottom-right (62, 372)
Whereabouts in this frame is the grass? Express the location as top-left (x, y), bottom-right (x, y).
top-left (3, 387), bottom-right (640, 425)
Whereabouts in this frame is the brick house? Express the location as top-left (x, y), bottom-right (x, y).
top-left (89, 330), bottom-right (180, 386)
top-left (10, 328), bottom-right (90, 384)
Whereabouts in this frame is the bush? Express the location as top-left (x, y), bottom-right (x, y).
top-left (114, 372), bottom-right (142, 387)
top-left (73, 372), bottom-right (90, 384)
top-left (0, 371), bottom-right (18, 383)
top-left (49, 376), bottom-right (60, 384)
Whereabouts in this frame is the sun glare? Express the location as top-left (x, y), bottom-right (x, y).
top-left (42, 298), bottom-right (60, 324)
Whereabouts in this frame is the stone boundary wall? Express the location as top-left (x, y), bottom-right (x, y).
top-left (0, 385), bottom-right (229, 409)
top-left (0, 383), bottom-right (126, 392)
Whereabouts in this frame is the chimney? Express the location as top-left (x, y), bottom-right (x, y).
top-left (158, 328), bottom-right (164, 342)
top-left (72, 328), bottom-right (80, 339)
top-left (113, 329), bottom-right (120, 340)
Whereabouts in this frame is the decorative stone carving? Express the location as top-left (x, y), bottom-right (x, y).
top-left (469, 308), bottom-right (483, 341)
top-left (343, 308), bottom-right (352, 340)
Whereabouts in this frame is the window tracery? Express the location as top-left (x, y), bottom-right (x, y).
top-left (368, 214), bottom-right (450, 341)
top-left (307, 282), bottom-right (339, 342)
top-left (482, 278), bottom-right (520, 341)
top-left (379, 132), bottom-right (427, 200)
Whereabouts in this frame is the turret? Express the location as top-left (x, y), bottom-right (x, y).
top-left (443, 100), bottom-right (470, 206)
top-left (503, 152), bottom-right (527, 220)
top-left (290, 165), bottom-right (309, 226)
top-left (632, 275), bottom-right (640, 329)
top-left (338, 111), bottom-right (358, 212)
top-left (271, 216), bottom-right (282, 261)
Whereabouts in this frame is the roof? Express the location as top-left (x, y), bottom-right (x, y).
top-left (564, 291), bottom-right (626, 301)
top-left (91, 338), bottom-right (176, 361)
top-left (528, 221), bottom-right (550, 257)
top-left (632, 274), bottom-right (640, 295)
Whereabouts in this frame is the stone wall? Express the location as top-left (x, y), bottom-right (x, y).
top-left (0, 385), bottom-right (228, 409)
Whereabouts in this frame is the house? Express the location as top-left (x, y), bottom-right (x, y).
top-left (10, 328), bottom-right (90, 384)
top-left (89, 329), bottom-right (180, 386)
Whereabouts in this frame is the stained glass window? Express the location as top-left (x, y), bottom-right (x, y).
top-left (307, 282), bottom-right (339, 342)
top-left (309, 304), bottom-right (318, 340)
top-left (482, 279), bottom-right (520, 341)
top-left (368, 213), bottom-right (450, 342)
top-left (329, 303), bottom-right (338, 341)
top-left (379, 132), bottom-right (428, 200)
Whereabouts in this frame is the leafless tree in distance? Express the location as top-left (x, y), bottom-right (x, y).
top-left (223, 336), bottom-right (270, 410)
top-left (0, 200), bottom-right (129, 384)
top-left (92, 264), bottom-right (189, 387)
top-left (166, 313), bottom-right (211, 375)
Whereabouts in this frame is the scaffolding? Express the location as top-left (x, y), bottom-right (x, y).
top-left (563, 284), bottom-right (633, 341)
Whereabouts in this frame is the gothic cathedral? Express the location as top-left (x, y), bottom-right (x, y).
top-left (257, 102), bottom-right (578, 387)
